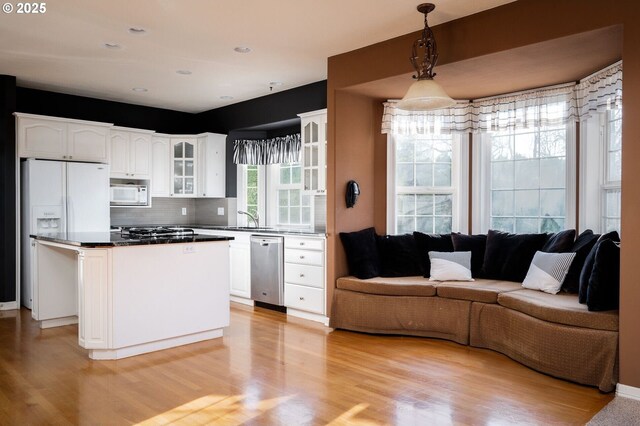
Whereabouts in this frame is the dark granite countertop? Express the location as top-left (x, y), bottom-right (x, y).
top-left (111, 224), bottom-right (327, 237)
top-left (31, 232), bottom-right (234, 248)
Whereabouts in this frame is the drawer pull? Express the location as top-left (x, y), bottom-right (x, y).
top-left (299, 273), bottom-right (305, 278)
top-left (299, 296), bottom-right (305, 301)
top-left (299, 255), bottom-right (305, 259)
top-left (299, 242), bottom-right (305, 246)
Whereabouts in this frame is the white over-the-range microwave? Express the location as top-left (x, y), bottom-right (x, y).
top-left (110, 183), bottom-right (149, 206)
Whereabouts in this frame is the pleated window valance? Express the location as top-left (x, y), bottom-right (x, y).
top-left (382, 61), bottom-right (622, 135)
top-left (575, 60), bottom-right (622, 119)
top-left (233, 133), bottom-right (301, 165)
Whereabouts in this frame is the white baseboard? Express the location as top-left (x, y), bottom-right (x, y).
top-left (287, 308), bottom-right (329, 326)
top-left (40, 316), bottom-right (78, 329)
top-left (616, 383), bottom-right (640, 400)
top-left (88, 328), bottom-right (224, 360)
top-left (0, 301), bottom-right (18, 311)
top-left (230, 296), bottom-right (254, 306)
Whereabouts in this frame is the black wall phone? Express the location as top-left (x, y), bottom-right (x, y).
top-left (346, 180), bottom-right (360, 208)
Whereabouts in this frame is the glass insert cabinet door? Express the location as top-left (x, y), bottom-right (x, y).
top-left (171, 139), bottom-right (196, 196)
top-left (298, 109), bottom-right (327, 193)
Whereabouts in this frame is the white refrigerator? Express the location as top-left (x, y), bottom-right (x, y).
top-left (21, 159), bottom-right (110, 309)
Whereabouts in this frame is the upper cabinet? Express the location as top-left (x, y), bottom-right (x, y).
top-left (16, 113), bottom-right (111, 163)
top-left (197, 133), bottom-right (226, 198)
top-left (170, 136), bottom-right (197, 197)
top-left (150, 134), bottom-right (171, 197)
top-left (109, 127), bottom-right (153, 179)
top-left (298, 109), bottom-right (327, 194)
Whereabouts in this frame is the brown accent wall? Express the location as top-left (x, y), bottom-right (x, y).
top-left (327, 0), bottom-right (640, 388)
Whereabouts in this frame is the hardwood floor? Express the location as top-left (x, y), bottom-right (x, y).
top-left (0, 304), bottom-right (612, 425)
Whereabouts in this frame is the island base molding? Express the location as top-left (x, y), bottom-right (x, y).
top-left (88, 328), bottom-right (224, 360)
top-left (40, 315), bottom-right (78, 329)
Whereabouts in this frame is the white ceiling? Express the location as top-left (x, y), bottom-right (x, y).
top-left (0, 0), bottom-right (514, 113)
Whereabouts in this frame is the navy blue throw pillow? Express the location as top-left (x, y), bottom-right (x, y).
top-left (339, 227), bottom-right (380, 279)
top-left (376, 234), bottom-right (423, 277)
top-left (579, 231), bottom-right (620, 303)
top-left (413, 232), bottom-right (453, 278)
top-left (451, 233), bottom-right (487, 278)
top-left (562, 230), bottom-right (600, 293)
top-left (542, 229), bottom-right (576, 253)
top-left (482, 230), bottom-right (549, 282)
top-left (586, 239), bottom-right (620, 311)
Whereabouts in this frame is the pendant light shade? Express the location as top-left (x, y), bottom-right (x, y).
top-left (396, 3), bottom-right (455, 111)
top-left (397, 79), bottom-right (455, 111)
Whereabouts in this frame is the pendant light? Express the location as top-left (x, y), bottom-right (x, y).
top-left (396, 3), bottom-right (455, 111)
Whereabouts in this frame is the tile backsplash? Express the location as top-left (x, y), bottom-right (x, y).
top-left (111, 197), bottom-right (238, 227)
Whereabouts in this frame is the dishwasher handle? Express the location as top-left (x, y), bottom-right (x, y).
top-left (250, 236), bottom-right (283, 246)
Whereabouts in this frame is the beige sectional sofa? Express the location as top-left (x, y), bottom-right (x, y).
top-left (330, 276), bottom-right (619, 392)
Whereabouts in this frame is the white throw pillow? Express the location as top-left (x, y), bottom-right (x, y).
top-left (522, 251), bottom-right (576, 294)
top-left (428, 251), bottom-right (474, 282)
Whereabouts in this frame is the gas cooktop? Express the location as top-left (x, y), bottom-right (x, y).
top-left (121, 227), bottom-right (197, 239)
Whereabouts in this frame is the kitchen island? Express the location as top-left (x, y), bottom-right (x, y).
top-left (30, 231), bottom-right (233, 360)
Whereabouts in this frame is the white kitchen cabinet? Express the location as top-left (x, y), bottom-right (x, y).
top-left (196, 133), bottom-right (226, 198)
top-left (16, 113), bottom-right (111, 163)
top-left (170, 136), bottom-right (197, 197)
top-left (194, 229), bottom-right (252, 303)
top-left (110, 128), bottom-right (153, 179)
top-left (284, 235), bottom-right (326, 319)
top-left (297, 109), bottom-right (327, 194)
top-left (151, 134), bottom-right (171, 197)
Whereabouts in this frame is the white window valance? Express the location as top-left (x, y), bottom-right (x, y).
top-left (233, 134), bottom-right (301, 165)
top-left (382, 62), bottom-right (622, 135)
top-left (381, 101), bottom-right (472, 135)
top-left (575, 60), bottom-right (622, 119)
top-left (471, 84), bottom-right (577, 133)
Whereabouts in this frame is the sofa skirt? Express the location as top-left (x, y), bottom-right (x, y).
top-left (330, 288), bottom-right (471, 345)
top-left (470, 302), bottom-right (618, 392)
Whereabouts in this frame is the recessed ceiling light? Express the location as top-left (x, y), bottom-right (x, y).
top-left (128, 27), bottom-right (147, 35)
top-left (176, 70), bottom-right (192, 75)
top-left (103, 42), bottom-right (122, 50)
top-left (233, 46), bottom-right (251, 53)
top-left (219, 96), bottom-right (234, 100)
top-left (132, 87), bottom-right (148, 92)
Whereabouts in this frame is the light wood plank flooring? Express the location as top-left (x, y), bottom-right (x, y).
top-left (0, 304), bottom-right (612, 425)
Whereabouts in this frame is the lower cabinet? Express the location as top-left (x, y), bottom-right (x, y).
top-left (229, 240), bottom-right (251, 299)
top-left (284, 236), bottom-right (326, 317)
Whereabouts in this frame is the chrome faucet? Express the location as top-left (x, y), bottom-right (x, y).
top-left (238, 210), bottom-right (259, 228)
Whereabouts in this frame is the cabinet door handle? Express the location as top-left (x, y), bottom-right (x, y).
top-left (62, 155), bottom-right (67, 159)
top-left (299, 273), bottom-right (305, 278)
top-left (69, 156), bottom-right (73, 159)
top-left (299, 296), bottom-right (305, 301)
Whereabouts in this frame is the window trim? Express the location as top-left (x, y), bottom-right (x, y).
top-left (386, 133), bottom-right (468, 234)
top-left (236, 164), bottom-right (266, 227)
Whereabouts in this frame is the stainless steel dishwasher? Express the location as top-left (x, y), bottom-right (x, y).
top-left (250, 235), bottom-right (284, 305)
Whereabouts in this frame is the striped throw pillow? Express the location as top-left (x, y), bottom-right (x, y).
top-left (428, 251), bottom-right (474, 282)
top-left (522, 251), bottom-right (576, 294)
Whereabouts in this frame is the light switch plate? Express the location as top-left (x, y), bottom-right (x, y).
top-left (217, 207), bottom-right (224, 216)
top-left (181, 207), bottom-right (187, 215)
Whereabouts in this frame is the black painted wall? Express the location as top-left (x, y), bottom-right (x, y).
top-left (17, 88), bottom-right (196, 134)
top-left (0, 76), bottom-right (17, 303)
top-left (196, 81), bottom-right (327, 197)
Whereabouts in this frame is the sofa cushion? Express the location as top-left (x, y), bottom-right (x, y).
top-left (413, 232), bottom-right (453, 277)
top-left (339, 227), bottom-right (380, 279)
top-left (376, 234), bottom-right (423, 277)
top-left (562, 229), bottom-right (600, 293)
top-left (541, 229), bottom-right (576, 253)
top-left (451, 233), bottom-right (487, 277)
top-left (435, 279), bottom-right (522, 304)
top-left (497, 289), bottom-right (618, 331)
top-left (336, 276), bottom-right (437, 297)
top-left (483, 230), bottom-right (549, 282)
